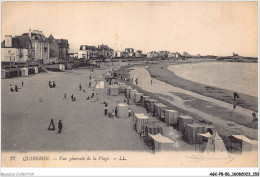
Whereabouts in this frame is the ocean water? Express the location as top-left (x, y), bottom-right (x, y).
top-left (168, 62), bottom-right (258, 97)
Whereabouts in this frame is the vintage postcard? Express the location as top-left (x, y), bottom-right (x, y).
top-left (1, 1), bottom-right (258, 176)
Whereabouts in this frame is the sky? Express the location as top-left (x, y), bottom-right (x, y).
top-left (1, 1), bottom-right (258, 57)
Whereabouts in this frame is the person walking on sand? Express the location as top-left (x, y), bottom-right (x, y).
top-left (58, 120), bottom-right (63, 134)
top-left (22, 81), bottom-right (24, 87)
top-left (115, 106), bottom-right (118, 117)
top-left (63, 93), bottom-right (66, 100)
top-left (234, 92), bottom-right (240, 100)
top-left (91, 90), bottom-right (95, 98)
top-left (10, 85), bottom-right (14, 92)
top-left (104, 104), bottom-right (108, 116)
top-left (135, 78), bottom-right (138, 85)
top-left (15, 85), bottom-right (18, 92)
top-left (79, 83), bottom-right (82, 91)
top-left (89, 82), bottom-right (91, 88)
top-left (71, 94), bottom-right (74, 101)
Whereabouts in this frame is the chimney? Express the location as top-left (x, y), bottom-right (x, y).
top-left (29, 29), bottom-right (32, 39)
top-left (5, 35), bottom-right (12, 47)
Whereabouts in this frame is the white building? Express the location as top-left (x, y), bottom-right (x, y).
top-left (1, 35), bottom-right (29, 63)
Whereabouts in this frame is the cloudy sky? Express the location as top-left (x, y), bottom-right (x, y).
top-left (2, 1), bottom-right (258, 57)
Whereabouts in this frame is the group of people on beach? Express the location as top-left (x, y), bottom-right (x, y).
top-left (10, 81), bottom-right (24, 92)
top-left (104, 102), bottom-right (131, 118)
top-left (48, 81), bottom-right (56, 88)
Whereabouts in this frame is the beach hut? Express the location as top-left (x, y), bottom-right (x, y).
top-left (154, 103), bottom-right (167, 119)
top-left (134, 92), bottom-right (143, 104)
top-left (134, 113), bottom-right (149, 133)
top-left (126, 86), bottom-right (133, 98)
top-left (148, 99), bottom-right (158, 113)
top-left (230, 135), bottom-right (258, 154)
top-left (165, 110), bottom-right (179, 125)
top-left (184, 123), bottom-right (205, 144)
top-left (109, 85), bottom-right (119, 96)
top-left (178, 115), bottom-right (193, 134)
top-left (59, 64), bottom-right (65, 71)
top-left (34, 67), bottom-right (38, 74)
top-left (130, 89), bottom-right (137, 99)
top-left (1, 70), bottom-right (6, 79)
top-left (144, 121), bottom-right (163, 142)
top-left (148, 133), bottom-right (174, 152)
top-left (21, 68), bottom-right (28, 76)
top-left (132, 113), bottom-right (143, 129)
top-left (117, 103), bottom-right (129, 118)
top-left (120, 85), bottom-right (127, 93)
top-left (141, 96), bottom-right (150, 107)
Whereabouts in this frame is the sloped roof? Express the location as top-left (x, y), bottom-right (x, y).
top-left (19, 35), bottom-right (31, 49)
top-left (232, 135), bottom-right (258, 145)
top-left (22, 33), bottom-right (46, 41)
top-left (1, 37), bottom-right (23, 48)
top-left (149, 133), bottom-right (174, 143)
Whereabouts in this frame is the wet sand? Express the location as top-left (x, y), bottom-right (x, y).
top-left (147, 60), bottom-right (258, 112)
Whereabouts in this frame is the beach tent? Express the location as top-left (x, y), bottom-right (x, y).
top-left (203, 132), bottom-right (228, 156)
top-left (231, 135), bottom-right (258, 154)
top-left (148, 99), bottom-right (159, 113)
top-left (165, 109), bottom-right (178, 125)
top-left (21, 68), bottom-right (28, 76)
top-left (178, 115), bottom-right (193, 134)
top-left (184, 124), bottom-right (205, 144)
top-left (141, 96), bottom-right (150, 107)
top-left (155, 103), bottom-right (168, 119)
top-left (134, 92), bottom-right (143, 104)
top-left (130, 89), bottom-right (138, 99)
top-left (109, 85), bottom-right (119, 96)
top-left (133, 113), bottom-right (149, 133)
top-left (34, 67), bottom-right (38, 74)
top-left (1, 70), bottom-right (6, 79)
top-left (117, 103), bottom-right (129, 118)
top-left (148, 133), bottom-right (174, 152)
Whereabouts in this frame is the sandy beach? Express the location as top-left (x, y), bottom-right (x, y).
top-left (1, 63), bottom-right (196, 152)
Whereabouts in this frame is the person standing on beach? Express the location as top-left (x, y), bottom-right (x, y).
top-left (151, 79), bottom-right (153, 85)
top-left (135, 78), bottom-right (138, 85)
top-left (22, 81), bottom-right (24, 87)
top-left (104, 104), bottom-right (108, 116)
top-left (89, 82), bottom-right (91, 88)
top-left (71, 94), bottom-right (74, 101)
top-left (15, 85), bottom-right (18, 92)
top-left (91, 90), bottom-right (95, 98)
top-left (58, 120), bottom-right (63, 134)
top-left (79, 83), bottom-right (82, 91)
top-left (115, 106), bottom-right (118, 117)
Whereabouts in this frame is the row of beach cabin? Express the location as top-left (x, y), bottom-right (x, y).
top-left (1, 67), bottom-right (43, 79)
top-left (105, 69), bottom-right (258, 154)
